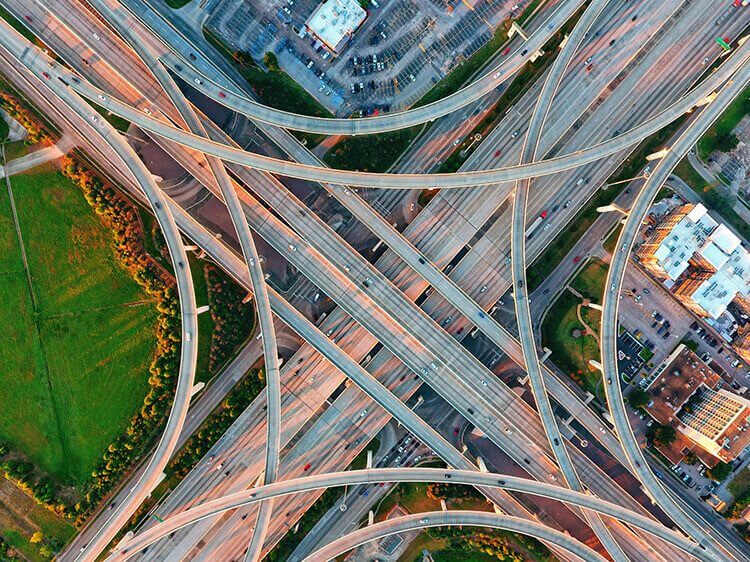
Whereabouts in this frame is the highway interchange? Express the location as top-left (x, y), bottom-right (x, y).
top-left (2, 0), bottom-right (750, 561)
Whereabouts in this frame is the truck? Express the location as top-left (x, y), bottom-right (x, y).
top-left (525, 210), bottom-right (548, 239)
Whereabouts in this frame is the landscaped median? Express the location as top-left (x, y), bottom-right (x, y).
top-left (541, 258), bottom-right (609, 401)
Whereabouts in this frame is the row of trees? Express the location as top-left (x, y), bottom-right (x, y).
top-left (0, 90), bottom-right (56, 145)
top-left (204, 264), bottom-right (256, 373)
top-left (59, 155), bottom-right (183, 524)
top-left (168, 368), bottom-right (265, 480)
top-left (0, 440), bottom-right (67, 516)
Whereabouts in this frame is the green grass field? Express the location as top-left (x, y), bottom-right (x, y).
top-left (541, 290), bottom-right (602, 399)
top-left (0, 163), bottom-right (157, 485)
top-left (570, 257), bottom-right (608, 303)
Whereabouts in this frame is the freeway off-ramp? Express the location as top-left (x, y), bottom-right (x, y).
top-left (65, 43), bottom-right (750, 189)
top-left (601, 39), bottom-right (750, 562)
top-left (96, 0), bottom-right (585, 135)
top-left (100, 468), bottom-right (707, 561)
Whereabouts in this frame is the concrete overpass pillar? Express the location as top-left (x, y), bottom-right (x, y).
top-left (366, 449), bottom-right (373, 469)
top-left (196, 305), bottom-right (210, 315)
top-left (588, 359), bottom-right (603, 372)
top-left (242, 293), bottom-right (254, 304)
top-left (197, 249), bottom-right (206, 259)
top-left (440, 499), bottom-right (448, 511)
top-left (695, 92), bottom-right (717, 107)
top-left (646, 148), bottom-right (670, 161)
top-left (540, 347), bottom-right (552, 362)
top-left (596, 203), bottom-right (630, 215)
top-left (587, 302), bottom-right (603, 312)
top-left (190, 381), bottom-right (205, 397)
top-left (183, 245), bottom-right (198, 251)
top-left (509, 22), bottom-right (528, 40)
top-left (368, 510), bottom-right (374, 526)
top-left (477, 457), bottom-right (489, 473)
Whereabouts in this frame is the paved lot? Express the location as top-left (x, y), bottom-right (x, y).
top-left (206, 0), bottom-right (526, 114)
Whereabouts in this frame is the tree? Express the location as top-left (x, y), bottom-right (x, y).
top-left (647, 423), bottom-right (677, 447)
top-left (263, 52), bottom-right (279, 72)
top-left (707, 461), bottom-right (732, 483)
top-left (29, 532), bottom-right (44, 544)
top-left (628, 387), bottom-right (650, 409)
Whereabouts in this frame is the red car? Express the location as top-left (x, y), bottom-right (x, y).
top-left (42, 72), bottom-right (50, 79)
top-left (586, 64), bottom-right (593, 72)
top-left (218, 91), bottom-right (226, 98)
top-left (572, 255), bottom-right (581, 264)
top-left (494, 149), bottom-right (501, 157)
top-left (502, 47), bottom-right (511, 56)
top-left (24, 15), bottom-right (32, 22)
top-left (453, 427), bottom-right (460, 435)
top-left (303, 463), bottom-right (312, 471)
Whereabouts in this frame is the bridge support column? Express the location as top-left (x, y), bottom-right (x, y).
top-left (242, 293), bottom-right (254, 304)
top-left (196, 305), bottom-right (210, 315)
top-left (366, 449), bottom-right (373, 469)
top-left (190, 381), bottom-right (205, 397)
top-left (596, 203), bottom-right (630, 215)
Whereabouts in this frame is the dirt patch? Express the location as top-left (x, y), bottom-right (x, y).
top-left (0, 478), bottom-right (39, 536)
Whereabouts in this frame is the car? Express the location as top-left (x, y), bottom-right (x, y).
top-left (585, 56), bottom-right (593, 64)
top-left (303, 463), bottom-right (312, 471)
top-left (609, 38), bottom-right (616, 46)
top-left (643, 288), bottom-right (650, 295)
top-left (544, 223), bottom-right (551, 230)
top-left (610, 283), bottom-right (616, 292)
top-left (521, 49), bottom-right (528, 56)
top-left (690, 321), bottom-right (699, 331)
top-left (651, 321), bottom-right (658, 328)
top-left (189, 53), bottom-right (197, 61)
top-left (218, 91), bottom-right (226, 98)
top-left (512, 128), bottom-right (520, 138)
top-left (586, 64), bottom-right (593, 72)
top-left (360, 409), bottom-right (367, 417)
top-left (502, 47), bottom-right (511, 56)
top-left (702, 57), bottom-right (710, 66)
top-left (453, 427), bottom-right (460, 435)
top-left (289, 243), bottom-right (297, 251)
top-left (42, 71), bottom-right (50, 79)
top-left (563, 200), bottom-right (571, 208)
top-left (93, 32), bottom-right (101, 41)
top-left (185, 331), bottom-right (191, 342)
top-left (572, 255), bottom-right (581, 264)
top-left (733, 359), bottom-right (742, 368)
top-left (194, 78), bottom-right (204, 86)
top-left (216, 461), bottom-right (225, 470)
top-left (494, 149), bottom-right (502, 157)
top-left (23, 15), bottom-right (32, 22)
top-left (442, 316), bottom-right (452, 326)
top-left (481, 379), bottom-right (488, 387)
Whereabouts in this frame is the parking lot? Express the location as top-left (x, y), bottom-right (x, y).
top-left (206, 0), bottom-right (527, 114)
top-left (618, 265), bottom-right (748, 389)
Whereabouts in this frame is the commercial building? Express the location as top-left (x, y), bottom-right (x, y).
top-left (642, 345), bottom-right (750, 465)
top-left (305, 0), bottom-right (367, 53)
top-left (637, 203), bottom-right (750, 360)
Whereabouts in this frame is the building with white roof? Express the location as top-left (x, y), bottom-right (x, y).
top-left (306, 0), bottom-right (366, 53)
top-left (638, 204), bottom-right (750, 323)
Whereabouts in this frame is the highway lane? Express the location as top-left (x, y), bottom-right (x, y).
top-left (95, 0), bottom-right (586, 135)
top-left (307, 511), bottom-right (605, 562)
top-left (93, 19), bottom-right (284, 562)
top-left (72, 56), bottom-right (742, 189)
top-left (509, 0), bottom-right (624, 559)
top-left (600, 40), bottom-right (750, 562)
top-left (0, 22), bottom-right (201, 562)
top-left (102, 468), bottom-right (708, 560)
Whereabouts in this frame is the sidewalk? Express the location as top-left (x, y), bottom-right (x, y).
top-left (0, 135), bottom-right (75, 177)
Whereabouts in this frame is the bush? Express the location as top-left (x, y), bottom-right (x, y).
top-left (708, 461), bottom-right (733, 483)
top-left (628, 387), bottom-right (650, 410)
top-left (646, 423), bottom-right (677, 447)
top-left (263, 52), bottom-right (279, 71)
